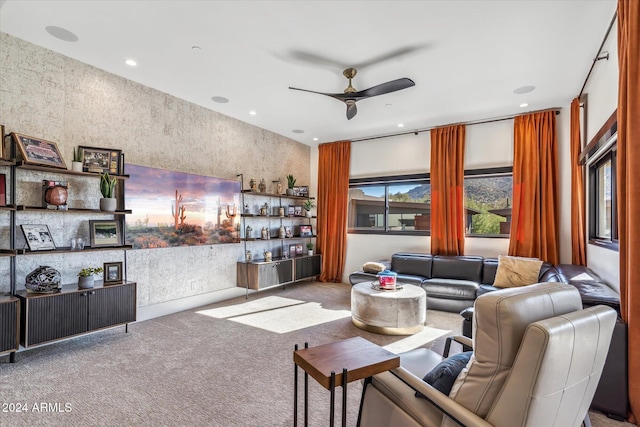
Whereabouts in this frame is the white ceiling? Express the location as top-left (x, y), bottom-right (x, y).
top-left (0, 0), bottom-right (617, 146)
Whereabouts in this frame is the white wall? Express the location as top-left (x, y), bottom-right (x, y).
top-left (582, 22), bottom-right (620, 290)
top-left (344, 120), bottom-right (516, 281)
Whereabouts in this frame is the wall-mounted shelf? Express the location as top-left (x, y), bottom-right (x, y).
top-left (15, 162), bottom-right (129, 179)
top-left (16, 205), bottom-right (132, 215)
top-left (15, 245), bottom-right (133, 256)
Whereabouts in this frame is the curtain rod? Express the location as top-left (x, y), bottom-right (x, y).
top-left (578, 10), bottom-right (617, 98)
top-left (350, 107), bottom-right (561, 143)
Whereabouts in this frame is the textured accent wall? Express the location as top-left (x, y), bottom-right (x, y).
top-left (0, 32), bottom-right (311, 307)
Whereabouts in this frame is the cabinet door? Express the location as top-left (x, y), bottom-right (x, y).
top-left (0, 299), bottom-right (19, 354)
top-left (87, 283), bottom-right (136, 331)
top-left (295, 255), bottom-right (321, 281)
top-left (257, 259), bottom-right (293, 288)
top-left (23, 293), bottom-right (88, 347)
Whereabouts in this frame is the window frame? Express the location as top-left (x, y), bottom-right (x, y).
top-left (588, 141), bottom-right (618, 251)
top-left (464, 167), bottom-right (513, 239)
top-left (348, 173), bottom-right (431, 236)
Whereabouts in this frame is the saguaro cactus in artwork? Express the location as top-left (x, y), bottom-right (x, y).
top-left (171, 190), bottom-right (185, 230)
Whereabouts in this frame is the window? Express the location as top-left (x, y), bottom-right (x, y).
top-left (348, 175), bottom-right (430, 234)
top-left (464, 168), bottom-right (513, 237)
top-left (589, 143), bottom-right (618, 249)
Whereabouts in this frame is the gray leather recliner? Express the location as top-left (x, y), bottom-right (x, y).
top-left (358, 283), bottom-right (617, 427)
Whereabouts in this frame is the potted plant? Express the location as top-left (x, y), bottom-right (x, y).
top-left (303, 199), bottom-right (316, 218)
top-left (306, 242), bottom-right (314, 256)
top-left (286, 174), bottom-right (296, 196)
top-left (78, 266), bottom-right (103, 289)
top-left (71, 147), bottom-right (83, 172)
top-left (100, 172), bottom-right (117, 212)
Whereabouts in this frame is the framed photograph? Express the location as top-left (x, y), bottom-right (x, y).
top-left (89, 219), bottom-right (123, 248)
top-left (12, 132), bottom-right (67, 169)
top-left (103, 262), bottom-right (123, 284)
top-left (299, 224), bottom-right (313, 236)
top-left (289, 244), bottom-right (297, 257)
top-left (20, 224), bottom-right (56, 251)
top-left (285, 226), bottom-right (293, 238)
top-left (293, 186), bottom-right (309, 197)
top-left (295, 243), bottom-right (303, 255)
top-left (79, 146), bottom-right (122, 175)
top-left (294, 206), bottom-right (302, 216)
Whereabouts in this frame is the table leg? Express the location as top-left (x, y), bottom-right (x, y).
top-left (304, 342), bottom-right (309, 427)
top-left (330, 371), bottom-right (336, 427)
top-left (294, 344), bottom-right (298, 427)
top-left (342, 368), bottom-right (347, 427)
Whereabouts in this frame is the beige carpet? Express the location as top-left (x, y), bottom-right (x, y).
top-left (0, 281), bottom-right (633, 427)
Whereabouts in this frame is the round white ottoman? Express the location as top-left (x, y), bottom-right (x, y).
top-left (351, 282), bottom-right (427, 335)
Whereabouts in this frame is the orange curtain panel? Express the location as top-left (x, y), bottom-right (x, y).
top-left (508, 111), bottom-right (559, 264)
top-left (617, 0), bottom-right (640, 422)
top-left (430, 124), bottom-right (466, 256)
top-left (317, 140), bottom-right (351, 282)
top-left (570, 98), bottom-right (587, 266)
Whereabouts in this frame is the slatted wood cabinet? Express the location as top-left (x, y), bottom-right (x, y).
top-left (0, 296), bottom-right (19, 359)
top-left (16, 281), bottom-right (136, 347)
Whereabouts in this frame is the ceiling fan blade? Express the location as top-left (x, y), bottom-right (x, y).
top-left (357, 78), bottom-right (415, 98)
top-left (346, 100), bottom-right (357, 120)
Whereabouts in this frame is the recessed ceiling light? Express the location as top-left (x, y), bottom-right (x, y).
top-left (385, 104), bottom-right (393, 107)
top-left (249, 111), bottom-right (257, 116)
top-left (124, 59), bottom-right (137, 67)
top-left (513, 85), bottom-right (536, 94)
top-left (397, 123), bottom-right (404, 128)
top-left (292, 129), bottom-right (304, 134)
top-left (192, 46), bottom-right (201, 51)
top-left (45, 26), bottom-right (79, 42)
top-left (313, 137), bottom-right (318, 141)
top-left (520, 103), bottom-right (529, 108)
top-left (211, 96), bottom-right (229, 103)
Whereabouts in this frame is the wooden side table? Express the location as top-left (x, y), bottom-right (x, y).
top-left (293, 336), bottom-right (400, 427)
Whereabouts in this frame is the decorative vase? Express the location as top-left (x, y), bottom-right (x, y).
top-left (307, 250), bottom-right (313, 256)
top-left (71, 161), bottom-right (83, 172)
top-left (78, 276), bottom-right (95, 289)
top-left (286, 188), bottom-right (294, 196)
top-left (279, 225), bottom-right (286, 239)
top-left (305, 210), bottom-right (312, 218)
top-left (100, 197), bottom-right (117, 212)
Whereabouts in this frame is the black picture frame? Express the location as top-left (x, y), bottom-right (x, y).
top-left (103, 261), bottom-right (123, 284)
top-left (299, 224), bottom-right (313, 237)
top-left (79, 145), bottom-right (122, 175)
top-left (20, 224), bottom-right (56, 251)
top-left (293, 186), bottom-right (309, 197)
top-left (12, 132), bottom-right (67, 169)
top-left (89, 219), bottom-right (122, 248)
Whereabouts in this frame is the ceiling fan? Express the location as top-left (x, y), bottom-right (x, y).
top-left (289, 68), bottom-right (415, 120)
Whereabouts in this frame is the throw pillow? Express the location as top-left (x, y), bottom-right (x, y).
top-left (493, 255), bottom-right (543, 288)
top-left (415, 351), bottom-right (473, 398)
top-left (362, 262), bottom-right (386, 274)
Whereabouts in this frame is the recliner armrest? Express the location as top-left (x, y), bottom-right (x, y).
top-left (389, 367), bottom-right (493, 427)
top-left (444, 335), bottom-right (473, 357)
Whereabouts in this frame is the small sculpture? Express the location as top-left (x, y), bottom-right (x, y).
top-left (279, 225), bottom-right (286, 239)
top-left (259, 179), bottom-right (267, 193)
top-left (245, 250), bottom-right (252, 262)
top-left (25, 265), bottom-right (61, 293)
top-left (249, 178), bottom-right (257, 192)
top-left (261, 227), bottom-right (269, 240)
top-left (276, 179), bottom-right (283, 195)
top-left (246, 225), bottom-right (253, 239)
top-left (264, 250), bottom-right (272, 262)
top-left (260, 203), bottom-right (269, 216)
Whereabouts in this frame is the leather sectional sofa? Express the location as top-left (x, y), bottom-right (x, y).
top-left (348, 252), bottom-right (627, 420)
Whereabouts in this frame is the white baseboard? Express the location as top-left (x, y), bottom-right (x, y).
top-left (136, 287), bottom-right (253, 322)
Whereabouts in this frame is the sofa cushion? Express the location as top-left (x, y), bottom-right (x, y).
top-left (431, 256), bottom-right (483, 282)
top-left (493, 255), bottom-right (543, 288)
top-left (396, 274), bottom-right (427, 287)
top-left (416, 351), bottom-right (473, 397)
top-left (391, 253), bottom-right (433, 278)
top-left (422, 278), bottom-right (479, 300)
top-left (482, 258), bottom-right (499, 285)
